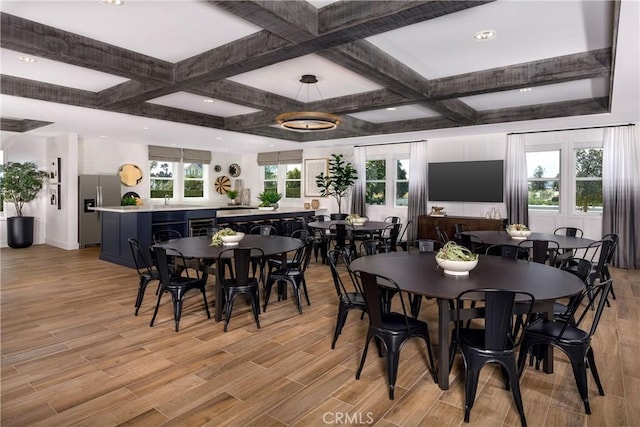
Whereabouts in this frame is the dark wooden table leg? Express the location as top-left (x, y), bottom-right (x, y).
top-left (437, 298), bottom-right (451, 390)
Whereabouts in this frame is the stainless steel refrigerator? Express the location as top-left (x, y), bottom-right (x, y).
top-left (78, 175), bottom-right (121, 247)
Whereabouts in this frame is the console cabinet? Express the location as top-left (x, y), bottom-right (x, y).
top-left (418, 215), bottom-right (507, 242)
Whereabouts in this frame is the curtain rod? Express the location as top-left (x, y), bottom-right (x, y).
top-left (508, 123), bottom-right (635, 136)
top-left (354, 139), bottom-right (426, 148)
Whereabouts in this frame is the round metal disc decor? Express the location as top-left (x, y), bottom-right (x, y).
top-left (229, 163), bottom-right (241, 177)
top-left (214, 175), bottom-right (231, 194)
top-left (214, 164), bottom-right (222, 172)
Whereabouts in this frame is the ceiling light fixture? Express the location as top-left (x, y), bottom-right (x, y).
top-left (17, 56), bottom-right (37, 63)
top-left (519, 88), bottom-right (532, 93)
top-left (101, 0), bottom-right (124, 5)
top-left (275, 74), bottom-right (341, 131)
top-left (203, 99), bottom-right (215, 103)
top-left (473, 30), bottom-right (496, 41)
top-left (386, 107), bottom-right (397, 111)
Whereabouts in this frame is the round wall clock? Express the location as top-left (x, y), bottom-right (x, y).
top-left (214, 175), bottom-right (231, 194)
top-left (214, 164), bottom-right (222, 172)
top-left (229, 163), bottom-right (241, 177)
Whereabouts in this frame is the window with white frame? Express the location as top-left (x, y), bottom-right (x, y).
top-left (285, 163), bottom-right (301, 198)
top-left (183, 162), bottom-right (204, 198)
top-left (396, 159), bottom-right (409, 206)
top-left (0, 149), bottom-right (3, 212)
top-left (575, 148), bottom-right (602, 213)
top-left (365, 159), bottom-right (386, 205)
top-left (150, 161), bottom-right (175, 199)
top-left (263, 165), bottom-right (278, 192)
top-left (526, 150), bottom-right (560, 211)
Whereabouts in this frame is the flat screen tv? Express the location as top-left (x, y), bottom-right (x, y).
top-left (428, 160), bottom-right (504, 202)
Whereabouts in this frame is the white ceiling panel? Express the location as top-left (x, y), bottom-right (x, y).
top-left (147, 92), bottom-right (261, 117)
top-left (349, 104), bottom-right (440, 123)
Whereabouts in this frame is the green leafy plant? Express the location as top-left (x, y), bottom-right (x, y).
top-left (315, 153), bottom-right (358, 214)
top-left (210, 227), bottom-right (237, 247)
top-left (121, 195), bottom-right (138, 206)
top-left (226, 189), bottom-right (239, 199)
top-left (0, 162), bottom-right (48, 216)
top-left (257, 190), bottom-right (282, 207)
top-left (436, 241), bottom-right (478, 261)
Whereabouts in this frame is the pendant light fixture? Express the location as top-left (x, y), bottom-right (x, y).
top-left (275, 74), bottom-right (341, 131)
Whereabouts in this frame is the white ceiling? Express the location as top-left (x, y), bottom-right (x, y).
top-left (0, 0), bottom-right (638, 152)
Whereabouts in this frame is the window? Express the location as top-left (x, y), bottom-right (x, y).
top-left (183, 162), bottom-right (204, 198)
top-left (575, 148), bottom-right (602, 213)
top-left (150, 161), bottom-right (175, 199)
top-left (285, 163), bottom-right (301, 198)
top-left (0, 150), bottom-right (3, 213)
top-left (526, 150), bottom-right (560, 211)
top-left (264, 165), bottom-right (278, 192)
top-left (396, 159), bottom-right (409, 206)
top-left (366, 159), bottom-right (386, 205)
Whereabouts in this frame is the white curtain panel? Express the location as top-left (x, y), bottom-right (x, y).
top-left (603, 125), bottom-right (640, 268)
top-left (505, 134), bottom-right (529, 226)
top-left (350, 146), bottom-right (367, 216)
top-left (407, 140), bottom-right (428, 242)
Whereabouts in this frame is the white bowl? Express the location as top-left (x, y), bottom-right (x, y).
top-left (435, 257), bottom-right (479, 276)
top-left (220, 232), bottom-right (245, 245)
top-left (507, 229), bottom-right (532, 240)
top-left (351, 218), bottom-right (367, 225)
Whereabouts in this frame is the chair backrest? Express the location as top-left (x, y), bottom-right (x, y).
top-left (359, 239), bottom-right (380, 256)
top-left (559, 279), bottom-right (612, 340)
top-left (327, 250), bottom-right (364, 302)
top-left (358, 271), bottom-right (411, 331)
top-left (460, 233), bottom-right (484, 253)
top-left (330, 213), bottom-right (348, 220)
top-left (456, 289), bottom-right (535, 351)
top-left (291, 228), bottom-right (309, 242)
top-left (453, 223), bottom-right (469, 240)
top-left (554, 226), bottom-right (583, 238)
top-left (279, 219), bottom-right (296, 236)
top-left (330, 223), bottom-right (353, 249)
top-left (601, 233), bottom-right (619, 265)
top-left (218, 247), bottom-right (263, 286)
top-left (560, 257), bottom-right (593, 283)
top-left (249, 224), bottom-right (278, 236)
top-left (380, 223), bottom-right (401, 244)
top-left (151, 246), bottom-right (198, 283)
top-left (384, 216), bottom-right (401, 224)
top-left (518, 239), bottom-right (560, 265)
top-left (417, 239), bottom-right (436, 252)
top-left (397, 220), bottom-right (413, 242)
top-left (485, 244), bottom-right (528, 260)
top-left (434, 226), bottom-right (449, 244)
top-left (128, 238), bottom-right (154, 275)
top-left (153, 229), bottom-right (182, 244)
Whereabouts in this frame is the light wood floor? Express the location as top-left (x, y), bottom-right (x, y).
top-left (1, 245), bottom-right (638, 426)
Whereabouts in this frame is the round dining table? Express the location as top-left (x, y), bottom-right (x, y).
top-left (307, 220), bottom-right (389, 233)
top-left (460, 230), bottom-right (595, 249)
top-left (349, 251), bottom-right (585, 390)
top-left (154, 235), bottom-right (304, 321)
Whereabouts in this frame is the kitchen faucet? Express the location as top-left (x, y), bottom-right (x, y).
top-left (164, 196), bottom-right (169, 205)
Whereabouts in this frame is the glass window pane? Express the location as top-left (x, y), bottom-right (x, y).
top-left (576, 180), bottom-right (602, 212)
top-left (366, 182), bottom-right (386, 205)
top-left (528, 181), bottom-right (559, 208)
top-left (184, 180), bottom-right (203, 198)
top-left (285, 181), bottom-right (301, 198)
top-left (183, 163), bottom-right (203, 179)
top-left (527, 151), bottom-right (559, 179)
top-left (150, 180), bottom-right (173, 198)
top-left (150, 161), bottom-right (174, 178)
top-left (576, 148), bottom-right (602, 178)
top-left (264, 181), bottom-right (277, 192)
top-left (396, 182), bottom-right (409, 206)
top-left (264, 165), bottom-right (278, 180)
top-left (397, 159), bottom-right (409, 179)
top-left (366, 160), bottom-right (385, 180)
top-left (286, 165), bottom-right (301, 179)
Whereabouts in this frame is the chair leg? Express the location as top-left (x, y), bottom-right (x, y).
top-left (173, 293), bottom-right (183, 332)
top-left (410, 294), bottom-right (422, 318)
top-left (251, 288), bottom-right (261, 329)
top-left (463, 357), bottom-right (481, 423)
top-left (301, 277), bottom-right (311, 306)
top-left (504, 359), bottom-right (527, 427)
top-left (586, 347), bottom-right (605, 396)
top-left (201, 287), bottom-right (211, 319)
top-left (135, 276), bottom-right (153, 315)
top-left (565, 346), bottom-right (592, 414)
top-left (223, 292), bottom-right (236, 332)
top-left (263, 279), bottom-right (274, 312)
top-left (149, 289), bottom-right (164, 327)
top-left (332, 304), bottom-right (349, 349)
top-left (356, 334), bottom-right (373, 380)
top-left (385, 347), bottom-right (400, 400)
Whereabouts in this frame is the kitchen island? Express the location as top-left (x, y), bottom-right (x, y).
top-left (91, 205), bottom-right (318, 267)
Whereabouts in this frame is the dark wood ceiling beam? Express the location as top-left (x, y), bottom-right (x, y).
top-left (0, 13), bottom-right (173, 84)
top-left (307, 89), bottom-right (418, 114)
top-left (478, 97), bottom-right (609, 124)
top-left (225, 111), bottom-right (278, 131)
top-left (115, 104), bottom-right (225, 128)
top-left (1, 74), bottom-right (97, 107)
top-left (238, 126), bottom-right (304, 142)
top-left (429, 48), bottom-right (612, 99)
top-left (0, 118), bottom-right (52, 132)
top-left (188, 79), bottom-right (302, 111)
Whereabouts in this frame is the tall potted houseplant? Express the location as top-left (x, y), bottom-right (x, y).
top-left (315, 153), bottom-right (358, 214)
top-left (0, 162), bottom-right (48, 248)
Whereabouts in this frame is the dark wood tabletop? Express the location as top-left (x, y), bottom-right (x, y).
top-left (460, 230), bottom-right (595, 249)
top-left (349, 251), bottom-right (584, 390)
top-left (155, 235), bottom-right (303, 321)
top-left (307, 220), bottom-right (390, 232)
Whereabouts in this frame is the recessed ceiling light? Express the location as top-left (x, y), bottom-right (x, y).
top-left (142, 126), bottom-right (150, 130)
top-left (170, 143), bottom-right (177, 146)
top-left (519, 88), bottom-right (532, 93)
top-left (203, 99), bottom-right (215, 103)
top-left (215, 137), bottom-right (222, 140)
top-left (101, 0), bottom-right (124, 5)
top-left (99, 135), bottom-right (107, 139)
top-left (473, 30), bottom-right (496, 41)
top-left (386, 107), bottom-right (397, 111)
top-left (17, 56), bottom-right (37, 63)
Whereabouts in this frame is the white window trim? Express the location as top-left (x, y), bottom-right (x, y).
top-left (365, 157), bottom-right (387, 206)
top-left (284, 163), bottom-right (302, 200)
top-left (150, 161), bottom-right (210, 202)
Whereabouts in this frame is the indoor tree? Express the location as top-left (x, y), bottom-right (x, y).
top-left (315, 153), bottom-right (358, 214)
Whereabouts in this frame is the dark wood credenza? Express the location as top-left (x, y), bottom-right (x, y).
top-left (418, 215), bottom-right (507, 241)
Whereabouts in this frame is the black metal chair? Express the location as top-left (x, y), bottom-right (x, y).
top-left (330, 213), bottom-right (348, 220)
top-left (384, 216), bottom-right (401, 224)
top-left (329, 223), bottom-right (356, 261)
top-left (435, 225), bottom-right (449, 245)
top-left (149, 246), bottom-right (210, 332)
top-left (453, 223), bottom-right (470, 244)
top-left (267, 229), bottom-right (309, 274)
top-left (307, 215), bottom-right (330, 263)
top-left (327, 250), bottom-right (367, 349)
top-left (355, 271), bottom-right (436, 400)
top-left (249, 224), bottom-right (278, 236)
top-left (518, 279), bottom-right (613, 415)
top-left (600, 233), bottom-right (619, 299)
top-left (450, 288), bottom-right (534, 426)
top-left (263, 240), bottom-right (313, 314)
top-left (517, 239), bottom-right (560, 266)
top-left (460, 233), bottom-right (486, 254)
top-left (485, 244), bottom-right (529, 260)
top-left (377, 222), bottom-right (401, 253)
top-left (358, 239), bottom-right (380, 258)
top-left (152, 229), bottom-right (182, 243)
top-left (407, 239), bottom-right (439, 317)
top-left (128, 238), bottom-right (161, 315)
top-left (396, 220), bottom-right (413, 251)
top-left (217, 247), bottom-right (263, 332)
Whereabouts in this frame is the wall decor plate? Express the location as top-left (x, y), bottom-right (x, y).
top-left (214, 164), bottom-right (222, 172)
top-left (119, 164), bottom-right (143, 186)
top-left (215, 175), bottom-right (231, 194)
top-left (229, 163), bottom-right (241, 177)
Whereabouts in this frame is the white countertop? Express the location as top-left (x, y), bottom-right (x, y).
top-left (216, 207), bottom-right (319, 218)
top-left (91, 205), bottom-right (322, 215)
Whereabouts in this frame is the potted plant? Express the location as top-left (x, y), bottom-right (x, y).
top-left (0, 161), bottom-right (49, 248)
top-left (257, 190), bottom-right (282, 210)
top-left (315, 153), bottom-right (358, 214)
top-left (226, 189), bottom-right (239, 206)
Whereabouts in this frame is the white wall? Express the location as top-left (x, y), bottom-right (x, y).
top-left (46, 133), bottom-right (78, 249)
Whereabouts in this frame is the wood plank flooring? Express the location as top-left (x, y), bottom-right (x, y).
top-left (1, 245), bottom-right (638, 426)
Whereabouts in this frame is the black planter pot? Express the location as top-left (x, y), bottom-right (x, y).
top-left (7, 216), bottom-right (35, 248)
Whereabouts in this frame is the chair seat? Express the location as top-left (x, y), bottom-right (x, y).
top-left (526, 319), bottom-right (590, 343)
top-left (340, 292), bottom-right (365, 306)
top-left (458, 328), bottom-right (516, 353)
top-left (378, 312), bottom-right (428, 333)
top-left (223, 277), bottom-right (259, 289)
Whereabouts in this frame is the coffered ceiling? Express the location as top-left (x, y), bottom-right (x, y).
top-left (0, 0), bottom-right (638, 152)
